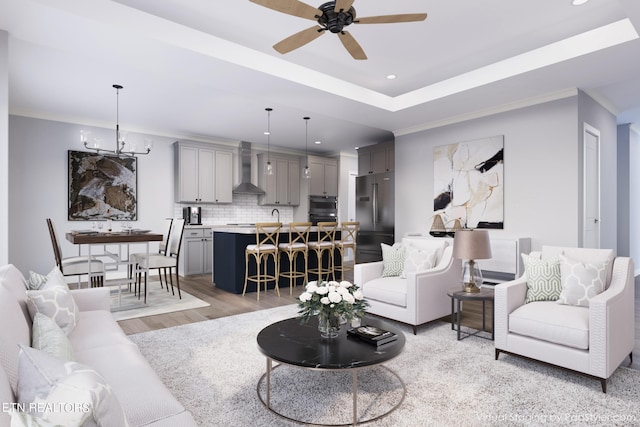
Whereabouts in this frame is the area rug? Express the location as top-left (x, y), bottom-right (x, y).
top-left (129, 305), bottom-right (640, 426)
top-left (109, 283), bottom-right (210, 321)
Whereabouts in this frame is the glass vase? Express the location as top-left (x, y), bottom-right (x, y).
top-left (317, 311), bottom-right (340, 339)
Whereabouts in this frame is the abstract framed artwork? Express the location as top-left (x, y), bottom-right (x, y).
top-left (433, 135), bottom-right (504, 229)
top-left (68, 150), bottom-right (137, 221)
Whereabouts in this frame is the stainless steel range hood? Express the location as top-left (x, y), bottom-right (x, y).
top-left (232, 141), bottom-right (265, 195)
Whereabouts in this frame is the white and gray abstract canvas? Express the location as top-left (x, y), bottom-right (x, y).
top-left (68, 150), bottom-right (137, 220)
top-left (433, 136), bottom-right (504, 229)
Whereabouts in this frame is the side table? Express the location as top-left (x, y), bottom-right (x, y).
top-left (447, 287), bottom-right (495, 341)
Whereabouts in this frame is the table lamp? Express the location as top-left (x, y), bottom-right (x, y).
top-left (452, 229), bottom-right (492, 293)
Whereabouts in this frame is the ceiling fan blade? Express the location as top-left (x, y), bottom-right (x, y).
top-left (250, 0), bottom-right (321, 20)
top-left (338, 31), bottom-right (367, 60)
top-left (273, 26), bottom-right (325, 54)
top-left (355, 13), bottom-right (428, 24)
top-left (334, 0), bottom-right (355, 12)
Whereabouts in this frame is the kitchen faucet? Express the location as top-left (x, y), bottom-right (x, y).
top-left (271, 208), bottom-right (280, 223)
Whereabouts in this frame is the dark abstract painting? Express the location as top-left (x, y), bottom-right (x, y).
top-left (68, 150), bottom-right (137, 220)
top-left (433, 136), bottom-right (504, 229)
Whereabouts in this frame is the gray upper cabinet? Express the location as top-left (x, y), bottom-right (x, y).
top-left (308, 155), bottom-right (338, 197)
top-left (257, 153), bottom-right (300, 206)
top-left (358, 141), bottom-right (394, 175)
top-left (174, 142), bottom-right (233, 203)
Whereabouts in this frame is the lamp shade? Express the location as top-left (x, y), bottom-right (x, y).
top-left (452, 229), bottom-right (492, 260)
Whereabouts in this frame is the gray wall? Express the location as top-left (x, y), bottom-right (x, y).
top-left (8, 116), bottom-right (177, 274)
top-left (621, 124), bottom-right (640, 274)
top-left (395, 92), bottom-right (619, 252)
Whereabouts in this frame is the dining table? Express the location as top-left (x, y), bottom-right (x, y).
top-left (65, 230), bottom-right (163, 304)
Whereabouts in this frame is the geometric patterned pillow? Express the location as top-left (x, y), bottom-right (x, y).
top-left (32, 313), bottom-right (75, 362)
top-left (522, 253), bottom-right (562, 303)
top-left (14, 345), bottom-right (129, 427)
top-left (28, 267), bottom-right (66, 291)
top-left (556, 254), bottom-right (607, 308)
top-left (401, 246), bottom-right (436, 278)
top-left (381, 243), bottom-right (406, 277)
top-left (26, 286), bottom-right (79, 335)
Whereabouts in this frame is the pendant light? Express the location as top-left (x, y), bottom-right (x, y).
top-left (303, 116), bottom-right (311, 179)
top-left (81, 84), bottom-right (152, 157)
top-left (264, 107), bottom-right (274, 175)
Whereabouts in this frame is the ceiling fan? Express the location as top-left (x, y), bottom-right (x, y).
top-left (249, 0), bottom-right (427, 60)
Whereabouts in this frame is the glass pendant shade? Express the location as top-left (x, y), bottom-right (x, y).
top-left (303, 116), bottom-right (311, 179)
top-left (265, 107), bottom-right (273, 175)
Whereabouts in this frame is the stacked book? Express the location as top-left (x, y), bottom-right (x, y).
top-left (347, 325), bottom-right (398, 346)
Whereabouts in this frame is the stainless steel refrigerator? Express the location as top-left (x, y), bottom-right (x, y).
top-left (356, 171), bottom-right (395, 263)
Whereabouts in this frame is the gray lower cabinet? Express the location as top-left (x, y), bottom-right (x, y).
top-left (178, 228), bottom-right (213, 276)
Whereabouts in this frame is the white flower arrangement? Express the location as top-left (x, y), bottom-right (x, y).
top-left (297, 280), bottom-right (369, 325)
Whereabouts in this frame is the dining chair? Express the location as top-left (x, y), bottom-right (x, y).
top-left (334, 221), bottom-right (359, 281)
top-left (134, 218), bottom-right (186, 302)
top-left (129, 218), bottom-right (173, 291)
top-left (307, 222), bottom-right (338, 282)
top-left (45, 218), bottom-right (105, 287)
top-left (278, 222), bottom-right (311, 295)
top-left (243, 222), bottom-right (281, 301)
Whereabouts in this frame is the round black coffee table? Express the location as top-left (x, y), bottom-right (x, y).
top-left (256, 316), bottom-right (406, 426)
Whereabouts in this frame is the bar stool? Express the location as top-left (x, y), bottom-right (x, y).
top-left (307, 222), bottom-right (337, 282)
top-left (334, 221), bottom-right (359, 281)
top-left (278, 222), bottom-right (312, 295)
top-left (243, 222), bottom-right (281, 301)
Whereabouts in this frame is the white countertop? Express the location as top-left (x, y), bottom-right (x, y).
top-left (211, 225), bottom-right (323, 234)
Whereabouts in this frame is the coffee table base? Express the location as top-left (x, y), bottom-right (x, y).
top-left (257, 360), bottom-right (406, 426)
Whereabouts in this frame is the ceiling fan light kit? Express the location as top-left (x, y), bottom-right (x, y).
top-left (250, 0), bottom-right (427, 60)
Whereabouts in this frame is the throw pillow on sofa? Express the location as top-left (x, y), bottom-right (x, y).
top-left (26, 285), bottom-right (79, 335)
top-left (381, 243), bottom-right (406, 277)
top-left (522, 253), bottom-right (562, 303)
top-left (32, 313), bottom-right (75, 362)
top-left (13, 345), bottom-right (129, 427)
top-left (401, 245), bottom-right (437, 278)
top-left (557, 254), bottom-right (607, 308)
top-left (28, 266), bottom-right (65, 290)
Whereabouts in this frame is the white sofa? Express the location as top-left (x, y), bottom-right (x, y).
top-left (494, 246), bottom-right (635, 392)
top-left (354, 237), bottom-right (461, 334)
top-left (0, 264), bottom-right (197, 426)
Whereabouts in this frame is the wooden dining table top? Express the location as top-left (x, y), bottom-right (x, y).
top-left (65, 230), bottom-right (163, 245)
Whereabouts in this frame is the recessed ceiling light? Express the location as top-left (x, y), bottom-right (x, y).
top-left (386, 74), bottom-right (397, 80)
top-left (314, 140), bottom-right (321, 145)
top-left (572, 0), bottom-right (589, 5)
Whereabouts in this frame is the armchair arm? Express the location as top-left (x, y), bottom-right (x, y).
top-left (70, 288), bottom-right (111, 312)
top-left (588, 256), bottom-right (635, 378)
top-left (354, 261), bottom-right (384, 286)
top-left (494, 276), bottom-right (528, 349)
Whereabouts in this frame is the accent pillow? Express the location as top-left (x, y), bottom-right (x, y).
top-left (557, 254), bottom-right (607, 307)
top-left (26, 285), bottom-right (79, 335)
top-left (401, 246), bottom-right (437, 278)
top-left (522, 253), bottom-right (562, 303)
top-left (32, 313), bottom-right (75, 362)
top-left (28, 267), bottom-right (65, 290)
top-left (14, 345), bottom-right (129, 427)
top-left (381, 243), bottom-right (406, 277)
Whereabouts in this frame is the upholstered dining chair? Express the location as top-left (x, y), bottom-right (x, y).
top-left (134, 218), bottom-right (186, 302)
top-left (278, 222), bottom-right (311, 295)
top-left (129, 217), bottom-right (173, 291)
top-left (46, 218), bottom-right (105, 287)
top-left (243, 222), bottom-right (281, 301)
top-left (334, 221), bottom-right (359, 281)
top-left (307, 222), bottom-right (338, 282)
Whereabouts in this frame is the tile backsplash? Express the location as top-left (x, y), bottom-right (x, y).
top-left (173, 193), bottom-right (293, 225)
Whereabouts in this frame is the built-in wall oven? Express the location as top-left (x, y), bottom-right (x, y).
top-left (309, 195), bottom-right (338, 225)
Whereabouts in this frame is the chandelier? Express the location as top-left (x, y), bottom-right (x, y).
top-left (81, 84), bottom-right (152, 157)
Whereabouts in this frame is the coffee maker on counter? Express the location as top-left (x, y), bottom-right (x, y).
top-left (183, 206), bottom-right (202, 225)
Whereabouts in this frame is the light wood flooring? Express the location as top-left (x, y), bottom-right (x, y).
top-left (117, 272), bottom-right (640, 372)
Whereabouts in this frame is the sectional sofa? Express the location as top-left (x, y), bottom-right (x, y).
top-left (0, 264), bottom-right (197, 426)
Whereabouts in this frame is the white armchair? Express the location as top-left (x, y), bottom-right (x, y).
top-left (494, 246), bottom-right (635, 392)
top-left (354, 237), bottom-right (461, 334)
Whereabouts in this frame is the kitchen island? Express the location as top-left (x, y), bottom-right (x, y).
top-left (212, 225), bottom-right (341, 295)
